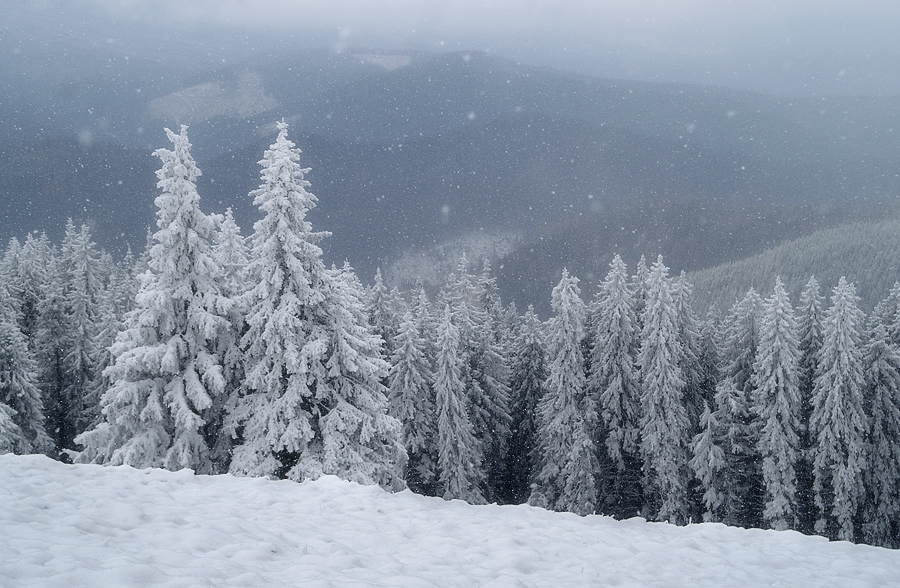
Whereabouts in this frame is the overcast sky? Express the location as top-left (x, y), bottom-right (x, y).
top-left (85, 0), bottom-right (897, 49)
top-left (12, 0), bottom-right (900, 96)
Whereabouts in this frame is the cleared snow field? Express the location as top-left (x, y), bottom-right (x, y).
top-left (1, 455), bottom-right (898, 588)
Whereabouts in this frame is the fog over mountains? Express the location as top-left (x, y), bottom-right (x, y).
top-left (3, 2), bottom-right (900, 312)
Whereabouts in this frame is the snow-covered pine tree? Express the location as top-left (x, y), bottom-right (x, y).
top-left (388, 308), bottom-right (437, 494)
top-left (861, 323), bottom-right (900, 547)
top-left (870, 282), bottom-right (900, 346)
top-left (638, 256), bottom-right (690, 525)
top-left (434, 304), bottom-right (485, 504)
top-left (796, 275), bottom-right (824, 533)
top-left (0, 281), bottom-right (51, 455)
top-left (473, 258), bottom-right (512, 499)
top-left (207, 207), bottom-right (247, 470)
top-left (82, 249), bottom-right (136, 434)
top-left (631, 254), bottom-right (650, 334)
top-left (588, 254), bottom-right (642, 517)
top-left (315, 262), bottom-right (405, 489)
top-left (810, 277), bottom-right (868, 541)
top-left (227, 121), bottom-right (403, 488)
top-left (34, 251), bottom-right (69, 456)
top-left (367, 268), bottom-right (404, 359)
top-left (15, 232), bottom-right (54, 346)
top-left (689, 307), bottom-right (727, 523)
top-left (752, 277), bottom-right (801, 531)
top-left (697, 306), bottom-right (723, 408)
top-left (60, 222), bottom-right (103, 450)
top-left (444, 256), bottom-right (511, 500)
top-left (689, 399), bottom-right (727, 522)
top-left (719, 287), bottom-right (764, 527)
top-left (505, 305), bottom-right (547, 504)
top-left (531, 270), bottom-right (599, 516)
top-left (673, 272), bottom-right (704, 437)
top-left (75, 126), bottom-right (231, 473)
top-left (213, 208), bottom-right (248, 302)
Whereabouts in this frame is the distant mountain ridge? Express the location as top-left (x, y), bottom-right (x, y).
top-left (1, 43), bottom-right (899, 310)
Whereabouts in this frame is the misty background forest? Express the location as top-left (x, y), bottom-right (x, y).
top-left (3, 0), bottom-right (900, 555)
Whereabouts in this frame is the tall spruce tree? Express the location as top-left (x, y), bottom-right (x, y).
top-left (0, 281), bottom-right (51, 455)
top-left (796, 276), bottom-right (825, 533)
top-left (367, 268), bottom-right (404, 359)
top-left (810, 277), bottom-right (868, 541)
top-left (673, 272), bottom-right (704, 435)
top-left (34, 252), bottom-right (69, 456)
top-left (531, 270), bottom-right (599, 516)
top-left (445, 256), bottom-right (511, 500)
top-left (207, 207), bottom-right (247, 470)
top-left (434, 304), bottom-right (485, 503)
top-left (318, 263), bottom-right (405, 488)
top-left (588, 254), bottom-right (642, 517)
top-left (861, 323), bottom-right (900, 547)
top-left (227, 121), bottom-right (403, 487)
top-left (638, 256), bottom-right (690, 525)
top-left (505, 305), bottom-right (547, 504)
top-left (60, 222), bottom-right (103, 450)
top-left (75, 126), bottom-right (231, 473)
top-left (690, 399), bottom-right (728, 522)
top-left (718, 287), bottom-right (764, 527)
top-left (388, 309), bottom-right (437, 494)
top-left (752, 277), bottom-right (801, 530)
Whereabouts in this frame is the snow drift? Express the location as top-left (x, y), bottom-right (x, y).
top-left (1, 454), bottom-right (897, 587)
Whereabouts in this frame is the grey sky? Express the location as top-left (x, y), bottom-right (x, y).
top-left (20, 0), bottom-right (900, 95)
top-left (88, 0), bottom-right (896, 47)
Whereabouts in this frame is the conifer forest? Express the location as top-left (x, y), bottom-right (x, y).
top-left (5, 121), bottom-right (900, 552)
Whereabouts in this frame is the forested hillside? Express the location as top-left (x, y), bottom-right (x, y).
top-left (688, 218), bottom-right (900, 312)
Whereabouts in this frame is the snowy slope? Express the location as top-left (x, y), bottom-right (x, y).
top-left (1, 455), bottom-right (898, 588)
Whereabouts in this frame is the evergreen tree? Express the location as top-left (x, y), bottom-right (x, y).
top-left (0, 282), bottom-right (51, 455)
top-left (83, 249), bottom-right (135, 428)
top-left (690, 400), bottom-right (728, 522)
top-left (752, 277), bottom-right (801, 530)
top-left (208, 207), bottom-right (247, 470)
top-left (473, 258), bottom-right (512, 499)
top-left (317, 263), bottom-right (405, 488)
top-left (638, 256), bottom-right (690, 525)
top-left (673, 272), bottom-right (704, 434)
top-left (76, 126), bottom-right (231, 473)
top-left (33, 251), bottom-right (68, 456)
top-left (531, 270), bottom-right (599, 516)
top-left (689, 307), bottom-right (727, 523)
top-left (697, 306), bottom-right (723, 408)
top-left (505, 305), bottom-right (547, 504)
top-left (434, 304), bottom-right (485, 504)
top-left (810, 277), bottom-right (867, 541)
top-left (861, 323), bottom-right (900, 547)
top-left (796, 276), bottom-right (824, 533)
top-left (588, 254), bottom-right (641, 517)
top-left (445, 256), bottom-right (511, 500)
top-left (388, 309), bottom-right (437, 494)
top-left (367, 268), bottom-right (404, 358)
top-left (631, 254), bottom-right (650, 334)
top-left (870, 282), bottom-right (900, 346)
top-left (16, 232), bottom-right (54, 345)
top-left (719, 287), bottom-right (764, 527)
top-left (213, 208), bottom-right (248, 301)
top-left (60, 222), bottom-right (103, 449)
top-left (227, 121), bottom-right (403, 487)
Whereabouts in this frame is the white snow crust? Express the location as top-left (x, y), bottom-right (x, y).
top-left (1, 454), bottom-right (898, 587)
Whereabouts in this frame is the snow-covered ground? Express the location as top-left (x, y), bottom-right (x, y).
top-left (2, 454), bottom-right (898, 588)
